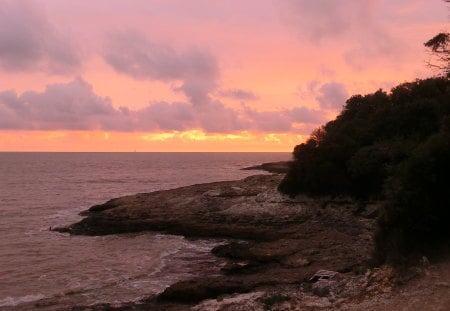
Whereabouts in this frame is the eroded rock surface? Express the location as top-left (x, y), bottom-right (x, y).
top-left (55, 174), bottom-right (381, 310)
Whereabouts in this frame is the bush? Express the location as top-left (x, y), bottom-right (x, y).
top-left (374, 125), bottom-right (450, 263)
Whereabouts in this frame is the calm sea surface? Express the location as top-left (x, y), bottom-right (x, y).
top-left (0, 152), bottom-right (290, 310)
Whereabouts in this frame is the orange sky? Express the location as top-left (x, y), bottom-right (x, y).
top-left (0, 0), bottom-right (448, 151)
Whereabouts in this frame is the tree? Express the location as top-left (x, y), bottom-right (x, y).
top-left (424, 32), bottom-right (450, 76)
top-left (424, 1), bottom-right (450, 76)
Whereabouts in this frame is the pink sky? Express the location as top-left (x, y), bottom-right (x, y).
top-left (0, 0), bottom-right (448, 151)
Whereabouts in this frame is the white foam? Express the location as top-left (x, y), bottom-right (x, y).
top-left (0, 294), bottom-right (45, 307)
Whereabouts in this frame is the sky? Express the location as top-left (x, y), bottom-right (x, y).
top-left (0, 0), bottom-right (448, 152)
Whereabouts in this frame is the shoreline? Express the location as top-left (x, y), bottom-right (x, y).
top-left (54, 173), bottom-right (378, 310)
top-left (240, 161), bottom-right (292, 174)
top-left (53, 172), bottom-right (449, 310)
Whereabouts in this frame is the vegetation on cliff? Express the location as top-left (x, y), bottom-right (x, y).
top-left (279, 77), bottom-right (450, 263)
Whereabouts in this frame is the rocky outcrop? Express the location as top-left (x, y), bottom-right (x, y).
top-left (56, 174), bottom-right (381, 310)
top-left (57, 175), bottom-right (311, 239)
top-left (241, 161), bottom-right (292, 173)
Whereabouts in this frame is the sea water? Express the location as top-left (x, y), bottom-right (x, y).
top-left (0, 152), bottom-right (289, 310)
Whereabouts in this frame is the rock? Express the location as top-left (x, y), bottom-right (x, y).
top-left (57, 173), bottom-right (378, 310)
top-left (360, 203), bottom-right (380, 219)
top-left (312, 279), bottom-right (338, 297)
top-left (157, 277), bottom-right (254, 303)
top-left (241, 161), bottom-right (292, 173)
top-left (435, 281), bottom-right (450, 288)
top-left (309, 270), bottom-right (341, 297)
top-left (303, 296), bottom-right (333, 308)
top-left (421, 256), bottom-right (430, 266)
top-left (192, 291), bottom-right (265, 311)
top-left (281, 253), bottom-right (311, 268)
top-left (221, 261), bottom-right (258, 275)
top-left (254, 189), bottom-right (304, 204)
top-left (309, 270), bottom-right (339, 282)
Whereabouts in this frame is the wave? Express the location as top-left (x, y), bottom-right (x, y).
top-left (0, 294), bottom-right (45, 307)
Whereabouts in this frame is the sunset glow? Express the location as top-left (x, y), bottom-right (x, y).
top-left (0, 0), bottom-right (448, 151)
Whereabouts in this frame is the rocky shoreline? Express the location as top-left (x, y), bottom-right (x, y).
top-left (54, 173), bottom-right (448, 311)
top-left (240, 161), bottom-right (292, 174)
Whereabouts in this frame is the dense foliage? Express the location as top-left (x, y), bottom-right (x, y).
top-left (279, 77), bottom-right (450, 262)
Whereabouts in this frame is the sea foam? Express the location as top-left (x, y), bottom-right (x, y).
top-left (0, 294), bottom-right (45, 307)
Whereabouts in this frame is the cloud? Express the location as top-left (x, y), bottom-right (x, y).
top-left (136, 101), bottom-right (195, 131)
top-left (218, 89), bottom-right (259, 101)
top-left (289, 106), bottom-right (328, 123)
top-left (279, 0), bottom-right (403, 69)
top-left (281, 0), bottom-right (375, 42)
top-left (316, 82), bottom-right (348, 110)
top-left (194, 101), bottom-right (247, 132)
top-left (0, 0), bottom-right (80, 73)
top-left (0, 78), bottom-right (329, 134)
top-left (242, 104), bottom-right (326, 133)
top-left (0, 78), bottom-right (245, 132)
top-left (0, 78), bottom-right (116, 130)
top-left (103, 30), bottom-right (219, 106)
top-left (248, 110), bottom-right (293, 132)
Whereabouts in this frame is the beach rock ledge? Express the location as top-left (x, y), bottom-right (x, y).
top-left (54, 174), bottom-right (391, 310)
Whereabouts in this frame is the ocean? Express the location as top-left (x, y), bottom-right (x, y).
top-left (0, 152), bottom-right (290, 310)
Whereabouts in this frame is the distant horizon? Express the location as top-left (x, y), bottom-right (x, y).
top-left (0, 151), bottom-right (291, 153)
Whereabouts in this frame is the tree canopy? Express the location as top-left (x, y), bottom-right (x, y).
top-left (279, 77), bottom-right (450, 263)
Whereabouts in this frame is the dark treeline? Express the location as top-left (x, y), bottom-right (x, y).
top-left (279, 77), bottom-right (450, 263)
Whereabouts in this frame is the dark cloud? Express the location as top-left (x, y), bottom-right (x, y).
top-left (103, 30), bottom-right (219, 106)
top-left (0, 78), bottom-right (246, 132)
top-left (218, 89), bottom-right (259, 101)
top-left (0, 78), bottom-right (328, 134)
top-left (316, 82), bottom-right (348, 110)
top-left (0, 78), bottom-right (116, 130)
top-left (0, 0), bottom-right (80, 73)
top-left (174, 78), bottom-right (217, 107)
